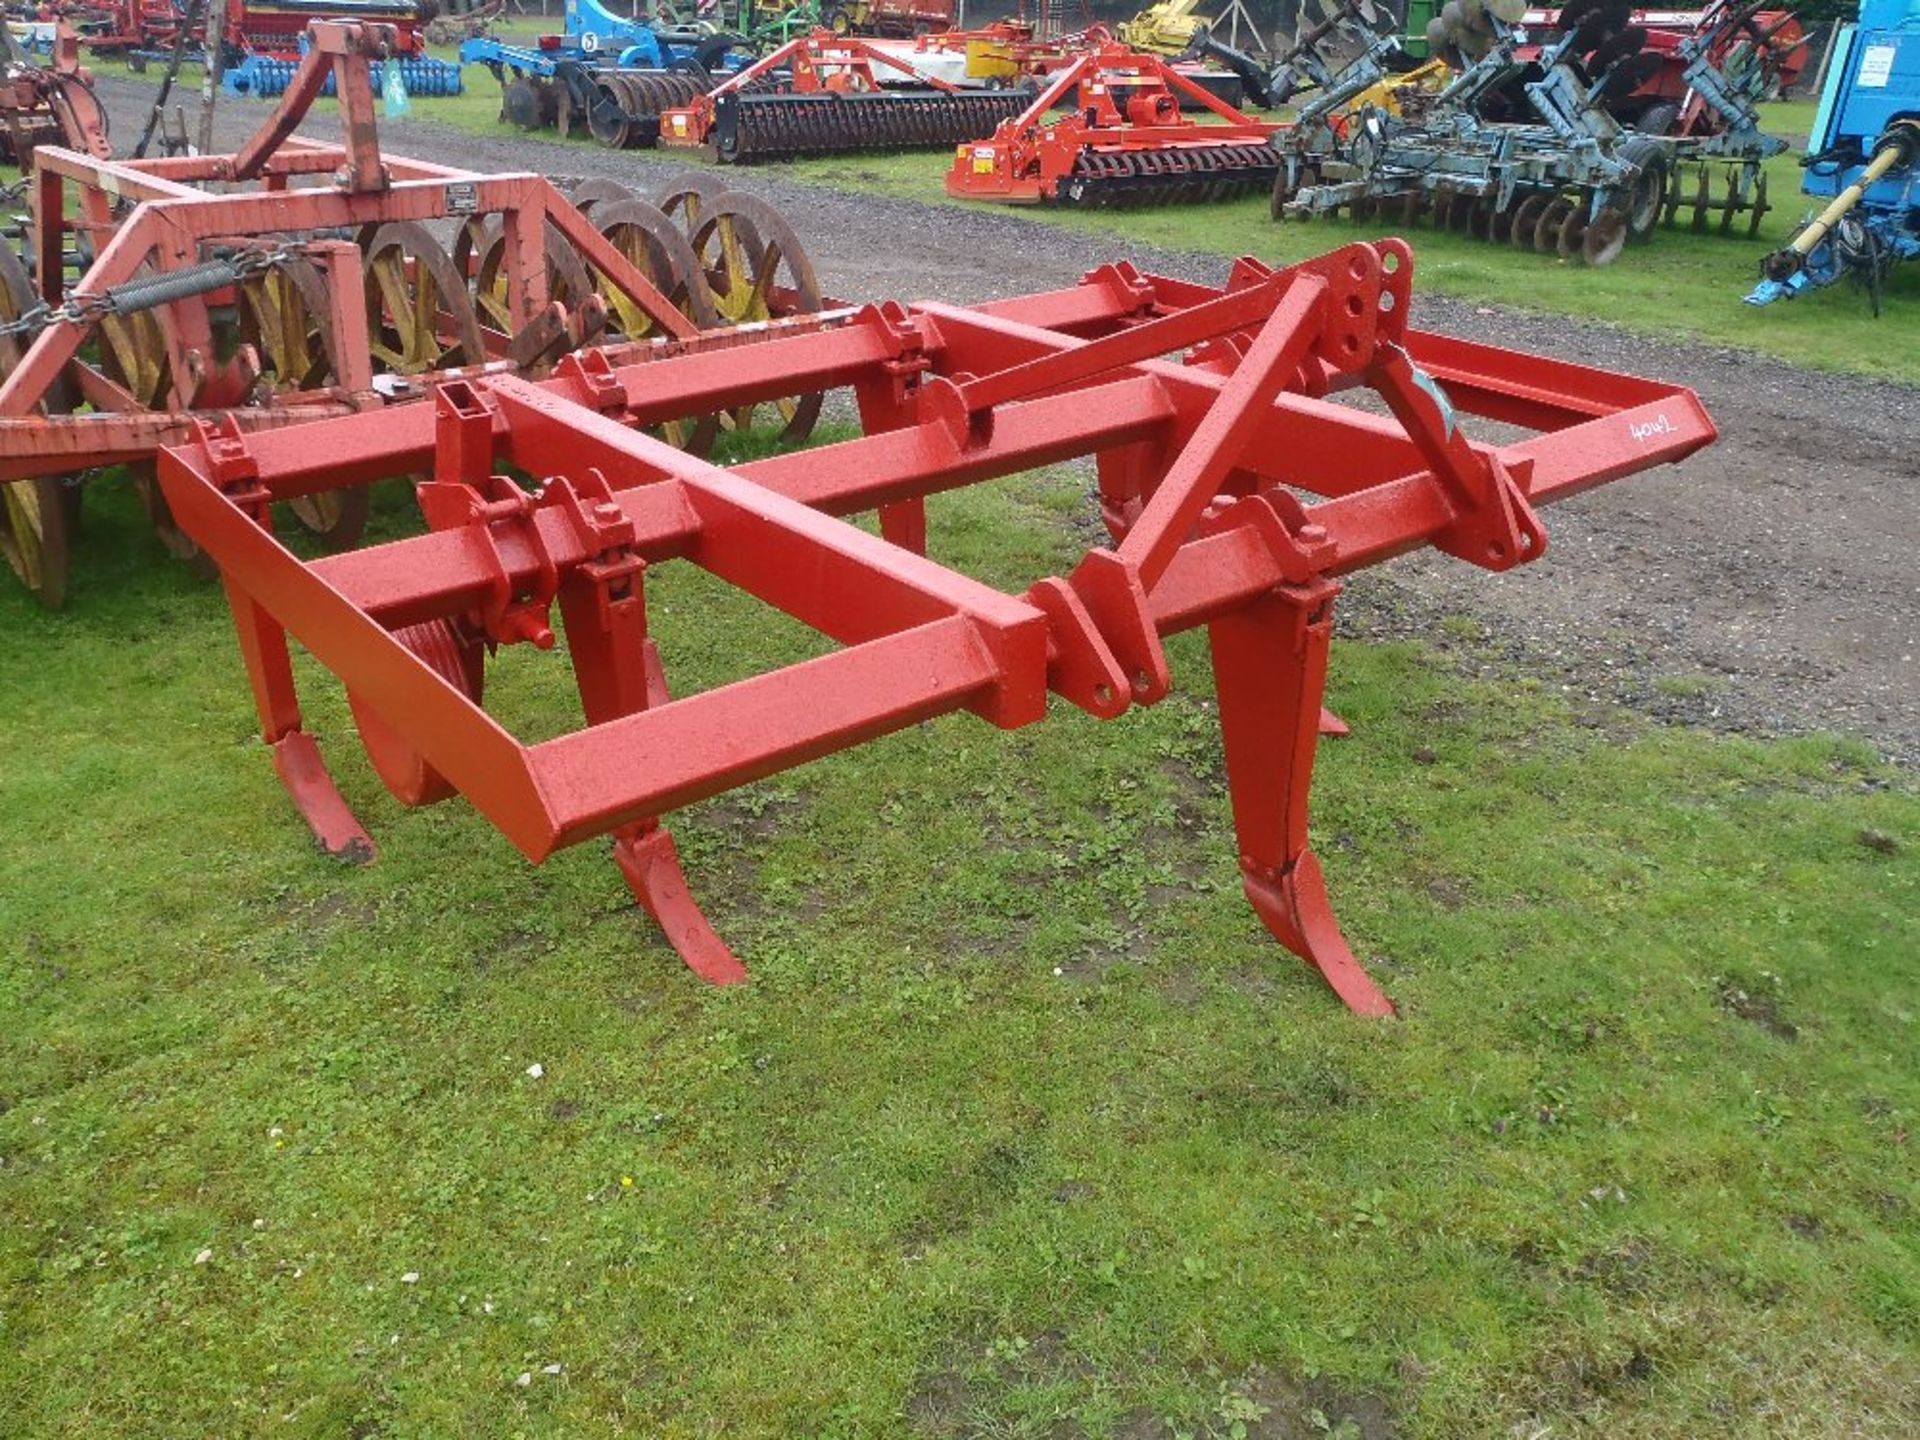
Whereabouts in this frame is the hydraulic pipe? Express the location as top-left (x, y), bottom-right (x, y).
top-left (1774, 120), bottom-right (1919, 268)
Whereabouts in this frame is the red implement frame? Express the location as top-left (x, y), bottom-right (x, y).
top-left (1516, 7), bottom-right (1809, 133)
top-left (0, 20), bottom-right (704, 484)
top-left (0, 23), bottom-right (111, 165)
top-left (76, 0), bottom-right (435, 61)
top-left (658, 28), bottom-right (965, 148)
top-left (945, 42), bottom-right (1278, 203)
top-left (159, 243), bottom-right (1715, 1015)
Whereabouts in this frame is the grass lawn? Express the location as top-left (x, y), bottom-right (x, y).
top-left (1, 444), bottom-right (1916, 1436)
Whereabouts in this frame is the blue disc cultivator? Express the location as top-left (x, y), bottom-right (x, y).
top-left (225, 46), bottom-right (462, 97)
top-left (1273, 0), bottom-right (1794, 266)
top-left (218, 0), bottom-right (463, 97)
top-left (460, 0), bottom-right (749, 145)
top-left (1749, 0), bottom-right (1919, 312)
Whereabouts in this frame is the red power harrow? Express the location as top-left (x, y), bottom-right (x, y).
top-left (160, 242), bottom-right (1715, 1016)
top-left (657, 29), bottom-right (1030, 162)
top-left (946, 42), bottom-right (1279, 208)
top-left (0, 21), bottom-right (825, 607)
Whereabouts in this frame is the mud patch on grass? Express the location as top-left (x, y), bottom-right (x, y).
top-left (1573, 1236), bottom-right (1661, 1297)
top-left (475, 926), bottom-right (554, 975)
top-left (898, 1137), bottom-right (1034, 1250)
top-left (1420, 870), bottom-right (1471, 911)
top-left (1715, 971), bottom-right (1799, 1040)
top-left (906, 1368), bottom-right (976, 1436)
top-left (1154, 965), bottom-right (1208, 1006)
top-left (259, 891), bottom-right (380, 937)
top-left (1234, 1366), bottom-right (1399, 1439)
top-left (1856, 827), bottom-right (1900, 855)
top-left (1513, 1331), bottom-right (1662, 1423)
top-left (907, 1327), bottom-right (1093, 1437)
top-left (1105, 1366), bottom-right (1401, 1440)
top-left (17, 931), bottom-right (70, 993)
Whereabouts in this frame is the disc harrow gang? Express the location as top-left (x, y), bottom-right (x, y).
top-left (1282, 160), bottom-right (1771, 262)
top-left (157, 243), bottom-right (1717, 1017)
top-left (0, 22), bottom-right (827, 609)
top-left (577, 68), bottom-right (712, 149)
top-left (1271, 0), bottom-right (1787, 265)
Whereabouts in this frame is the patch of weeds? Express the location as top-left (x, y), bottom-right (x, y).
top-left (1654, 671), bottom-right (1728, 699)
top-left (1166, 1364), bottom-right (1399, 1440)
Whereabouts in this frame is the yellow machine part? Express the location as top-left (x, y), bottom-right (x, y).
top-left (964, 34), bottom-right (1021, 79)
top-left (1341, 57), bottom-right (1450, 116)
top-left (1116, 0), bottom-right (1210, 57)
top-left (828, 0), bottom-right (875, 32)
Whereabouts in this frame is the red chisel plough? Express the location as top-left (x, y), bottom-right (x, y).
top-left (159, 242), bottom-right (1715, 1015)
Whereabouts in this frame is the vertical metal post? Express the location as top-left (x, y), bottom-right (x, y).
top-left (198, 0), bottom-right (230, 154)
top-left (1808, 22), bottom-right (1840, 103)
top-left (137, 0), bottom-right (208, 159)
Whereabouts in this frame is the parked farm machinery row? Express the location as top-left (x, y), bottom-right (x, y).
top-left (1197, 0), bottom-right (1443, 112)
top-left (468, 25), bottom-right (1031, 157)
top-left (1515, 4), bottom-right (1810, 113)
top-left (0, 23), bottom-right (825, 608)
top-left (1271, 0), bottom-right (1795, 265)
top-left (1513, 3), bottom-right (1808, 130)
top-left (1749, 0), bottom-right (1919, 314)
top-left (460, 6), bottom-right (1268, 159)
top-left (155, 239), bottom-right (1716, 1016)
top-left (476, 50), bottom-right (735, 145)
top-left (223, 43), bottom-right (465, 99)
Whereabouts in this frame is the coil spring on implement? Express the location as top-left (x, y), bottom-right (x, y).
top-left (0, 248), bottom-right (294, 340)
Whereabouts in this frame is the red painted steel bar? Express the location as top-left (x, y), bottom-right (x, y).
top-left (159, 244), bottom-right (1717, 1016)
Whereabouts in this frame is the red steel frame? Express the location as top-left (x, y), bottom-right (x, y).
top-left (75, 0), bottom-right (436, 61)
top-left (158, 242), bottom-right (1715, 1015)
top-left (0, 21), bottom-right (704, 485)
top-left (0, 22), bottom-right (111, 165)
